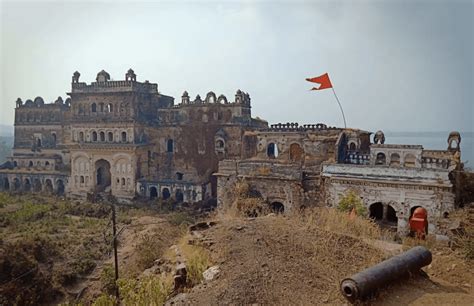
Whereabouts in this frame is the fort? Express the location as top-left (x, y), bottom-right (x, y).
top-left (0, 69), bottom-right (463, 235)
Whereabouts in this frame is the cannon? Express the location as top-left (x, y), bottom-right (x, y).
top-left (340, 246), bottom-right (432, 303)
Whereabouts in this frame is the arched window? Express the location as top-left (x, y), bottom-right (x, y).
top-left (390, 153), bottom-right (400, 166)
top-left (216, 139), bottom-right (224, 149)
top-left (121, 178), bottom-right (126, 186)
top-left (349, 142), bottom-right (356, 151)
top-left (80, 176), bottom-right (85, 184)
top-left (52, 133), bottom-right (57, 145)
top-left (267, 143), bottom-right (278, 158)
top-left (29, 161), bottom-right (33, 167)
top-left (36, 138), bottom-right (42, 147)
top-left (375, 152), bottom-right (386, 165)
top-left (99, 131), bottom-right (105, 142)
top-left (167, 139), bottom-right (174, 153)
top-left (107, 103), bottom-right (113, 113)
top-left (92, 131), bottom-right (98, 142)
top-left (79, 132), bottom-right (84, 142)
top-left (99, 103), bottom-right (104, 112)
top-left (91, 103), bottom-right (97, 113)
top-left (108, 132), bottom-right (113, 142)
top-left (404, 154), bottom-right (416, 168)
top-left (121, 131), bottom-right (127, 143)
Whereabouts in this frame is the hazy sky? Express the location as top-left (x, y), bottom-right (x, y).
top-left (1, 0), bottom-right (472, 133)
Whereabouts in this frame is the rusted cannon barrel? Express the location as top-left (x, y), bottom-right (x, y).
top-left (340, 246), bottom-right (432, 303)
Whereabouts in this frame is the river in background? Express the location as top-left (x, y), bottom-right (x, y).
top-left (385, 131), bottom-right (474, 168)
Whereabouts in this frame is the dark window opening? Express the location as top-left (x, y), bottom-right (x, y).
top-left (100, 132), bottom-right (105, 142)
top-left (167, 139), bottom-right (174, 153)
top-left (36, 138), bottom-right (42, 147)
top-left (375, 153), bottom-right (386, 165)
top-left (162, 188), bottom-right (171, 200)
top-left (52, 133), bottom-right (57, 145)
top-left (176, 172), bottom-right (184, 180)
top-left (121, 132), bottom-right (127, 143)
top-left (267, 143), bottom-right (278, 158)
top-left (108, 132), bottom-right (113, 142)
top-left (79, 132), bottom-right (84, 142)
top-left (150, 186), bottom-right (158, 199)
top-left (92, 131), bottom-right (98, 142)
top-left (91, 103), bottom-right (97, 113)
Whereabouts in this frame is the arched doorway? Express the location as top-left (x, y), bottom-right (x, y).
top-left (150, 186), bottom-right (158, 199)
top-left (13, 178), bottom-right (21, 191)
top-left (289, 143), bottom-right (304, 162)
top-left (33, 178), bottom-right (41, 192)
top-left (369, 202), bottom-right (383, 220)
top-left (176, 189), bottom-right (184, 203)
top-left (386, 205), bottom-right (398, 225)
top-left (45, 179), bottom-right (53, 193)
top-left (162, 188), bottom-right (170, 200)
top-left (95, 159), bottom-right (111, 191)
top-left (24, 178), bottom-right (31, 192)
top-left (270, 202), bottom-right (285, 214)
top-left (3, 178), bottom-right (9, 191)
top-left (57, 180), bottom-right (65, 195)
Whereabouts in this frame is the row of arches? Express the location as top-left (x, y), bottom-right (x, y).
top-left (12, 160), bottom-right (55, 170)
top-left (375, 152), bottom-right (416, 167)
top-left (1, 177), bottom-right (65, 195)
top-left (149, 187), bottom-right (184, 203)
top-left (16, 111), bottom-right (59, 123)
top-left (75, 130), bottom-right (130, 143)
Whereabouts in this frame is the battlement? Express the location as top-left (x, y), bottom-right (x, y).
top-left (15, 96), bottom-right (70, 109)
top-left (70, 69), bottom-right (158, 94)
top-left (263, 122), bottom-right (334, 132)
top-left (71, 80), bottom-right (158, 94)
top-left (179, 90), bottom-right (251, 106)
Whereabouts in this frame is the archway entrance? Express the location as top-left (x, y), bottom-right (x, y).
top-left (45, 179), bottom-right (53, 193)
top-left (95, 159), bottom-right (111, 191)
top-left (270, 202), bottom-right (285, 214)
top-left (369, 202), bottom-right (383, 220)
top-left (175, 189), bottom-right (184, 203)
top-left (3, 178), bottom-right (9, 191)
top-left (162, 188), bottom-right (170, 200)
top-left (386, 205), bottom-right (398, 225)
top-left (150, 186), bottom-right (158, 199)
top-left (57, 180), bottom-right (65, 195)
top-left (12, 178), bottom-right (21, 191)
top-left (32, 178), bottom-right (41, 192)
top-left (24, 179), bottom-right (31, 192)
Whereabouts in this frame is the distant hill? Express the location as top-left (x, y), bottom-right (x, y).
top-left (0, 136), bottom-right (13, 163)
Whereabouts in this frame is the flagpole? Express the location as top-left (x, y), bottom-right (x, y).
top-left (331, 87), bottom-right (347, 129)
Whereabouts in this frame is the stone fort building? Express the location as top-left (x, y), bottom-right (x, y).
top-left (0, 69), bottom-right (463, 234)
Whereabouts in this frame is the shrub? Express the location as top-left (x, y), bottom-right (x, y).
top-left (116, 275), bottom-right (173, 306)
top-left (337, 190), bottom-right (367, 216)
top-left (100, 264), bottom-right (117, 295)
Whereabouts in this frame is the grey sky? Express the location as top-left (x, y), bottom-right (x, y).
top-left (1, 0), bottom-right (472, 132)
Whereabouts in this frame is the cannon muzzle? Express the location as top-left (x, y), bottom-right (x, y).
top-left (340, 246), bottom-right (432, 303)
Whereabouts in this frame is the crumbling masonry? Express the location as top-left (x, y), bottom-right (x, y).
top-left (0, 69), bottom-right (463, 234)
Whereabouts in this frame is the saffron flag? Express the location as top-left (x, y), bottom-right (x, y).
top-left (306, 73), bottom-right (333, 90)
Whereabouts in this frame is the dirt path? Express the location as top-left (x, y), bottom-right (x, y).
top-left (71, 215), bottom-right (179, 304)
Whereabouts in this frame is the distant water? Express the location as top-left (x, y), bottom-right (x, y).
top-left (385, 131), bottom-right (474, 168)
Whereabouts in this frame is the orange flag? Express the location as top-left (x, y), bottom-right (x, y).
top-left (306, 73), bottom-right (333, 90)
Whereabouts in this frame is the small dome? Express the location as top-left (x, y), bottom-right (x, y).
top-left (374, 130), bottom-right (385, 144)
top-left (34, 96), bottom-right (44, 106)
top-left (96, 70), bottom-right (111, 82)
top-left (182, 91), bottom-right (189, 97)
top-left (449, 131), bottom-right (460, 138)
top-left (25, 99), bottom-right (34, 107)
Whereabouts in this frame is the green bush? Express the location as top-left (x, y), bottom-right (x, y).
top-left (337, 190), bottom-right (367, 216)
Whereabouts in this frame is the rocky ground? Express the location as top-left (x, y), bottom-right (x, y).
top-left (1, 193), bottom-right (473, 305)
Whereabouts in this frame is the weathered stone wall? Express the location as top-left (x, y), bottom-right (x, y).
top-left (321, 164), bottom-right (455, 234)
